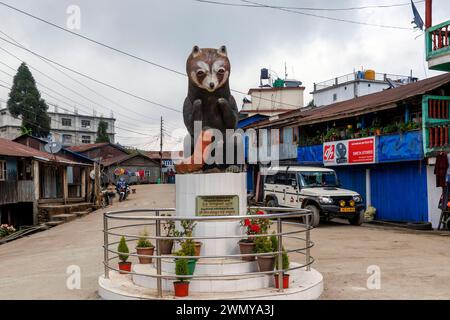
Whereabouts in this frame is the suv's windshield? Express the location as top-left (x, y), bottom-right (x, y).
top-left (299, 171), bottom-right (338, 188)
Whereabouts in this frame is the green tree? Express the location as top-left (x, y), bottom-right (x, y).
top-left (7, 62), bottom-right (51, 137)
top-left (96, 120), bottom-right (110, 143)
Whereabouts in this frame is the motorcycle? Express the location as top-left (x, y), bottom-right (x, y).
top-left (118, 185), bottom-right (130, 202)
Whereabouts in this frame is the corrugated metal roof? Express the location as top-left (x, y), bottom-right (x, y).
top-left (0, 138), bottom-right (87, 165)
top-left (67, 142), bottom-right (110, 153)
top-left (246, 73), bottom-right (450, 129)
top-left (145, 151), bottom-right (183, 159)
top-left (101, 152), bottom-right (159, 167)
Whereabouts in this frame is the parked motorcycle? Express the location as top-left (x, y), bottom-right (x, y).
top-left (118, 185), bottom-right (130, 202)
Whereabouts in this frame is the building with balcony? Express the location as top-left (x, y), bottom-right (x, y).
top-left (312, 70), bottom-right (418, 107)
top-left (241, 72), bottom-right (450, 228)
top-left (0, 105), bottom-right (116, 146)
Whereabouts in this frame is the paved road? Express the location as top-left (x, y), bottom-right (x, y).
top-left (1, 184), bottom-right (449, 299)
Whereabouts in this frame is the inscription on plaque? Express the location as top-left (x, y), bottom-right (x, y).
top-left (196, 195), bottom-right (239, 216)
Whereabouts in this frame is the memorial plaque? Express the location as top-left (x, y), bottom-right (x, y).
top-left (196, 195), bottom-right (239, 216)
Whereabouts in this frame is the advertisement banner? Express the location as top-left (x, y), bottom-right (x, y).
top-left (323, 137), bottom-right (376, 166)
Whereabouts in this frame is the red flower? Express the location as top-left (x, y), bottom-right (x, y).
top-left (244, 218), bottom-right (251, 226)
top-left (256, 210), bottom-right (265, 215)
top-left (250, 224), bottom-right (260, 233)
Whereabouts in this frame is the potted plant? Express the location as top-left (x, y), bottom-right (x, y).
top-left (173, 256), bottom-right (190, 297)
top-left (118, 236), bottom-right (131, 274)
top-left (271, 235), bottom-right (290, 289)
top-left (161, 213), bottom-right (176, 254)
top-left (135, 230), bottom-right (154, 264)
top-left (254, 236), bottom-right (276, 272)
top-left (180, 220), bottom-right (202, 256)
top-left (238, 209), bottom-right (267, 261)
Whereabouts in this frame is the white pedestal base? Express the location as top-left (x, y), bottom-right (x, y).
top-left (175, 172), bottom-right (247, 256)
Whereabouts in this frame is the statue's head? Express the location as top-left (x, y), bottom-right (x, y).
top-left (186, 45), bottom-right (230, 92)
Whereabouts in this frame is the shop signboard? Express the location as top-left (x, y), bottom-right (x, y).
top-left (323, 137), bottom-right (376, 166)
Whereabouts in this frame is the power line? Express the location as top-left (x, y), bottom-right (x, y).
top-left (195, 0), bottom-right (424, 11)
top-left (0, 29), bottom-right (165, 124)
top-left (0, 1), bottom-right (186, 77)
top-left (0, 35), bottom-right (182, 114)
top-left (0, 2), bottom-right (303, 110)
top-left (239, 0), bottom-right (414, 30)
top-left (0, 76), bottom-right (159, 137)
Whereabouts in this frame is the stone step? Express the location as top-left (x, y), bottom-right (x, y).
top-left (50, 213), bottom-right (78, 222)
top-left (45, 220), bottom-right (65, 227)
top-left (73, 210), bottom-right (90, 217)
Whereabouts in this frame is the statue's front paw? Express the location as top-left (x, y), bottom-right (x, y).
top-left (217, 97), bottom-right (228, 107)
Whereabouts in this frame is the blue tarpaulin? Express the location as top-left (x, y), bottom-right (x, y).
top-left (378, 130), bottom-right (423, 163)
top-left (297, 145), bottom-right (323, 164)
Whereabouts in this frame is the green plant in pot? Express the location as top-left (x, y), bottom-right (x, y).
top-left (173, 255), bottom-right (190, 297)
top-left (254, 236), bottom-right (276, 272)
top-left (118, 236), bottom-right (131, 274)
top-left (180, 220), bottom-right (202, 256)
top-left (271, 235), bottom-right (290, 289)
top-left (135, 230), bottom-right (154, 264)
top-left (160, 213), bottom-right (176, 254)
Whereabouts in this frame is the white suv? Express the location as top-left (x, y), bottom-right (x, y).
top-left (263, 166), bottom-right (365, 227)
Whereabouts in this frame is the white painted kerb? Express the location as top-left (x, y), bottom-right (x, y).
top-left (175, 172), bottom-right (247, 256)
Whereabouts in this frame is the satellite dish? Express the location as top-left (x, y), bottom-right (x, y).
top-left (44, 141), bottom-right (62, 154)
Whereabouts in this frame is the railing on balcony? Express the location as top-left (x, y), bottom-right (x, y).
top-left (422, 95), bottom-right (450, 156)
top-left (314, 72), bottom-right (416, 91)
top-left (426, 20), bottom-right (450, 71)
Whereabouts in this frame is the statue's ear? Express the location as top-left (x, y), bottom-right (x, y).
top-left (218, 45), bottom-right (227, 56)
top-left (192, 45), bottom-right (201, 57)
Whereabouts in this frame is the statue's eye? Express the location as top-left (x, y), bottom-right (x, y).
top-left (218, 68), bottom-right (225, 74)
top-left (197, 70), bottom-right (205, 76)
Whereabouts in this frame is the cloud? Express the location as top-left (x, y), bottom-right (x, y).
top-left (0, 0), bottom-right (448, 149)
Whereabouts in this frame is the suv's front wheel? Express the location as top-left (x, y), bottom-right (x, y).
top-left (304, 204), bottom-right (321, 227)
top-left (349, 210), bottom-right (365, 226)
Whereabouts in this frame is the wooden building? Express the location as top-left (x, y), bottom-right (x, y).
top-left (0, 138), bottom-right (94, 228)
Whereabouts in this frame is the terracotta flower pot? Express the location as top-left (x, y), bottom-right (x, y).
top-left (274, 274), bottom-right (290, 289)
top-left (173, 281), bottom-right (190, 297)
top-left (257, 255), bottom-right (276, 272)
top-left (238, 240), bottom-right (256, 261)
top-left (159, 239), bottom-right (174, 255)
top-left (118, 261), bottom-right (132, 274)
top-left (136, 246), bottom-right (154, 264)
top-left (194, 241), bottom-right (202, 256)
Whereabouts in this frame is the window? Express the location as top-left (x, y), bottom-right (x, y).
top-left (299, 171), bottom-right (338, 188)
top-left (0, 160), bottom-right (6, 181)
top-left (81, 120), bottom-right (91, 128)
top-left (333, 93), bottom-right (337, 101)
top-left (144, 170), bottom-right (151, 177)
top-left (275, 172), bottom-right (287, 185)
top-left (62, 118), bottom-right (72, 126)
top-left (81, 135), bottom-right (91, 144)
top-left (62, 134), bottom-right (73, 144)
top-left (0, 128), bottom-right (6, 132)
top-left (0, 111), bottom-right (6, 115)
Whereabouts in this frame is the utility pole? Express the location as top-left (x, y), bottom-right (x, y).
top-left (160, 116), bottom-right (163, 183)
top-left (425, 0), bottom-right (432, 29)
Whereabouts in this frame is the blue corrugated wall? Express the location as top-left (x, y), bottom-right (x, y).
top-left (333, 166), bottom-right (367, 206)
top-left (370, 161), bottom-right (428, 222)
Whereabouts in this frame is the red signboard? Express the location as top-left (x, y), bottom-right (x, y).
top-left (348, 138), bottom-right (375, 163)
top-left (323, 137), bottom-right (376, 166)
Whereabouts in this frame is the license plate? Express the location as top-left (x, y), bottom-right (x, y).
top-left (340, 207), bottom-right (356, 213)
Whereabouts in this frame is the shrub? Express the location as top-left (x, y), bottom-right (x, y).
top-left (136, 230), bottom-right (153, 248)
top-left (271, 234), bottom-right (290, 270)
top-left (118, 236), bottom-right (129, 263)
top-left (175, 254), bottom-right (189, 283)
top-left (0, 224), bottom-right (16, 238)
top-left (181, 240), bottom-right (196, 257)
top-left (254, 236), bottom-right (273, 254)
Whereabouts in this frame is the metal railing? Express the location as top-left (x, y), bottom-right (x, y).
top-left (102, 207), bottom-right (314, 297)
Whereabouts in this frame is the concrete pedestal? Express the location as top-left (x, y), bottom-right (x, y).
top-left (175, 172), bottom-right (247, 256)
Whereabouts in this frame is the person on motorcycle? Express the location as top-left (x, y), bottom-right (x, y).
top-left (116, 177), bottom-right (130, 201)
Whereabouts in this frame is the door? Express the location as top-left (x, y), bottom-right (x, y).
top-left (284, 172), bottom-right (300, 208)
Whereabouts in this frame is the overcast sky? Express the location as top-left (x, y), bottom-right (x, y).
top-left (0, 0), bottom-right (448, 150)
